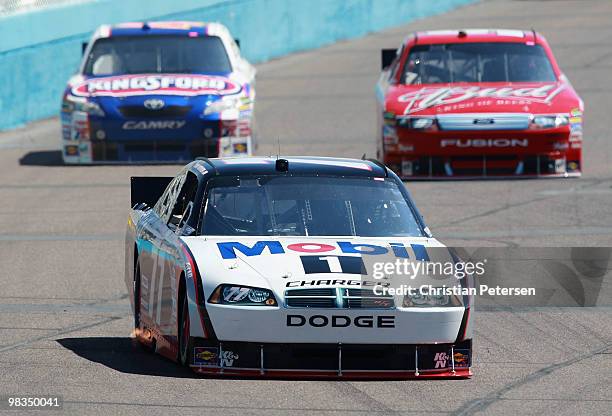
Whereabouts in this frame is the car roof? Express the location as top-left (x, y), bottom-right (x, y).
top-left (412, 29), bottom-right (540, 45)
top-left (189, 156), bottom-right (388, 178)
top-left (97, 21), bottom-right (226, 38)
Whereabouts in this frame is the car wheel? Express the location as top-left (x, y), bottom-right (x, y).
top-left (134, 262), bottom-right (141, 329)
top-left (178, 294), bottom-right (192, 366)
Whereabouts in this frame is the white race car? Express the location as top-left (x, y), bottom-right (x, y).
top-left (125, 156), bottom-right (473, 378)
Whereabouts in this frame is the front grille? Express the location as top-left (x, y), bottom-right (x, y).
top-left (450, 154), bottom-right (518, 176)
top-left (286, 298), bottom-right (337, 308)
top-left (123, 142), bottom-right (186, 152)
top-left (286, 289), bottom-right (335, 297)
top-left (347, 298), bottom-right (394, 309)
top-left (436, 113), bottom-right (530, 131)
top-left (344, 288), bottom-right (394, 309)
top-left (285, 288), bottom-right (394, 309)
top-left (285, 288), bottom-right (336, 308)
top-left (118, 105), bottom-right (192, 118)
top-left (92, 142), bottom-right (118, 160)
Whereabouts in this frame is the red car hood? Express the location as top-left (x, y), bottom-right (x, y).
top-left (385, 82), bottom-right (581, 116)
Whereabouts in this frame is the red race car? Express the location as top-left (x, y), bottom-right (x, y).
top-left (376, 29), bottom-right (583, 179)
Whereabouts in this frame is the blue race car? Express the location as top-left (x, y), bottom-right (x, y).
top-left (61, 21), bottom-right (256, 163)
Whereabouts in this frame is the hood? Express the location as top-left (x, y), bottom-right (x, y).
top-left (183, 236), bottom-right (451, 300)
top-left (67, 73), bottom-right (244, 99)
top-left (385, 81), bottom-right (581, 116)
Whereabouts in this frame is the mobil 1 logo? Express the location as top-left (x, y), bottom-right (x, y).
top-left (300, 256), bottom-right (366, 275)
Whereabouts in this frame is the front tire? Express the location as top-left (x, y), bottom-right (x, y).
top-left (178, 294), bottom-right (192, 366)
top-left (134, 262), bottom-right (141, 330)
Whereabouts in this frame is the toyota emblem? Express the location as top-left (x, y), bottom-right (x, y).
top-left (144, 99), bottom-right (165, 110)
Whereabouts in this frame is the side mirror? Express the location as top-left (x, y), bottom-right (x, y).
top-left (81, 42), bottom-right (88, 55)
top-left (381, 48), bottom-right (397, 70)
top-left (234, 38), bottom-right (240, 49)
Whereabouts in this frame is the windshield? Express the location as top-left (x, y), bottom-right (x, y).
top-left (201, 176), bottom-right (424, 237)
top-left (402, 43), bottom-right (557, 84)
top-left (83, 35), bottom-right (232, 76)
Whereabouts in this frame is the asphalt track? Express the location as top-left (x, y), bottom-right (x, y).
top-left (0, 0), bottom-right (611, 415)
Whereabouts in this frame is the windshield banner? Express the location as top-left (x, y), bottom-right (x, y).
top-left (71, 74), bottom-right (242, 98)
top-left (399, 84), bottom-right (564, 114)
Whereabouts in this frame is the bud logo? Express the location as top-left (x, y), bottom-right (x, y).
top-left (122, 121), bottom-right (186, 130)
top-left (71, 74), bottom-right (242, 98)
top-left (440, 139), bottom-right (528, 148)
top-left (398, 85), bottom-right (563, 114)
top-left (434, 352), bottom-right (449, 369)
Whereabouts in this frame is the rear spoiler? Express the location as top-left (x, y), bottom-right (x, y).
top-left (381, 48), bottom-right (397, 70)
top-left (130, 176), bottom-right (173, 208)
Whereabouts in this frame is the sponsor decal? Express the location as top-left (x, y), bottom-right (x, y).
top-left (233, 142), bottom-right (248, 154)
top-left (554, 158), bottom-right (566, 174)
top-left (300, 256), bottom-right (366, 275)
top-left (71, 112), bottom-right (89, 141)
top-left (193, 347), bottom-right (218, 366)
top-left (401, 160), bottom-right (413, 176)
top-left (122, 121), bottom-right (186, 130)
top-left (217, 241), bottom-right (427, 260)
top-left (194, 164), bottom-right (209, 176)
top-left (570, 108), bottom-right (582, 117)
top-left (64, 145), bottom-right (79, 156)
top-left (569, 116), bottom-right (582, 124)
top-left (286, 279), bottom-right (388, 288)
top-left (383, 125), bottom-right (398, 144)
top-left (434, 352), bottom-right (449, 369)
top-left (221, 350), bottom-right (239, 367)
top-left (71, 74), bottom-right (242, 98)
top-left (440, 138), bottom-right (528, 148)
top-left (453, 349), bottom-right (470, 368)
top-left (569, 135), bottom-right (582, 143)
top-left (569, 109), bottom-right (583, 133)
top-left (570, 123), bottom-right (582, 133)
top-left (286, 315), bottom-right (395, 328)
top-left (398, 85), bottom-right (564, 114)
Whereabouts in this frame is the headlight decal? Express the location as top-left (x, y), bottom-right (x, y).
top-left (531, 114), bottom-right (569, 129)
top-left (402, 288), bottom-right (463, 308)
top-left (203, 96), bottom-right (241, 115)
top-left (397, 116), bottom-right (437, 131)
top-left (209, 285), bottom-right (277, 306)
top-left (63, 94), bottom-right (105, 116)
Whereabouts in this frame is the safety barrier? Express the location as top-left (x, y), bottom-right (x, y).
top-left (0, 0), bottom-right (476, 130)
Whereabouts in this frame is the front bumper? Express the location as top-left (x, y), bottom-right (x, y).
top-left (61, 111), bottom-right (252, 163)
top-left (204, 305), bottom-right (466, 344)
top-left (190, 340), bottom-right (472, 379)
top-left (381, 127), bottom-right (582, 179)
